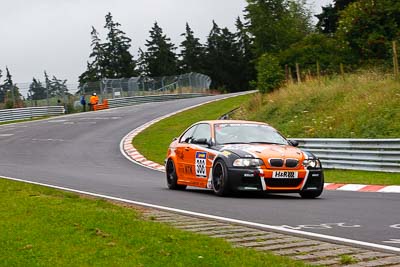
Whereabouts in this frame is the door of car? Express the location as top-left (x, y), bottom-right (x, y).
top-left (176, 125), bottom-right (197, 183)
top-left (185, 123), bottom-right (212, 187)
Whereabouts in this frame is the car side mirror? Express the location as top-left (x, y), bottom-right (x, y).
top-left (289, 140), bottom-right (299, 147)
top-left (172, 137), bottom-right (178, 141)
top-left (192, 138), bottom-right (211, 147)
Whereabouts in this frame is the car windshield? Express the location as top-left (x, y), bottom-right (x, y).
top-left (214, 123), bottom-right (289, 145)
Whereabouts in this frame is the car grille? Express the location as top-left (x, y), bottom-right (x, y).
top-left (285, 159), bottom-right (299, 168)
top-left (269, 158), bottom-right (299, 168)
top-left (265, 178), bottom-right (303, 188)
top-left (269, 159), bottom-right (284, 167)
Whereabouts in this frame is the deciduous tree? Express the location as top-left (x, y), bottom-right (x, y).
top-left (337, 0), bottom-right (400, 62)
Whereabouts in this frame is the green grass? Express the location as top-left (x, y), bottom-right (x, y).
top-left (325, 169), bottom-right (400, 185)
top-left (0, 117), bottom-right (49, 125)
top-left (233, 71), bottom-right (400, 138)
top-left (0, 178), bottom-right (308, 267)
top-left (133, 94), bottom-right (253, 164)
top-left (340, 255), bottom-right (358, 265)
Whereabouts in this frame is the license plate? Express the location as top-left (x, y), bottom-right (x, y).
top-left (272, 171), bottom-right (298, 179)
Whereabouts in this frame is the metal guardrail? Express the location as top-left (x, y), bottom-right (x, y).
top-left (107, 93), bottom-right (210, 108)
top-left (0, 106), bottom-right (65, 123)
top-left (296, 138), bottom-right (400, 172)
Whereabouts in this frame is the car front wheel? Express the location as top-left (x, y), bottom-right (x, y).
top-left (299, 177), bottom-right (324, 199)
top-left (212, 159), bottom-right (230, 196)
top-left (166, 159), bottom-right (187, 190)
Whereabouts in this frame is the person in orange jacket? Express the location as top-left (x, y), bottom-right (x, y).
top-left (89, 92), bottom-right (99, 111)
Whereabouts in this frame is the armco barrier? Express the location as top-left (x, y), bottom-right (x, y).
top-left (0, 106), bottom-right (65, 123)
top-left (296, 138), bottom-right (400, 172)
top-left (107, 93), bottom-right (209, 108)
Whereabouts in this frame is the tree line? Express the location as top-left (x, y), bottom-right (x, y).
top-left (78, 13), bottom-right (253, 92)
top-left (0, 67), bottom-right (71, 108)
top-left (80, 0), bottom-right (400, 93)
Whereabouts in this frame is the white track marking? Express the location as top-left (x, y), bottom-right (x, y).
top-left (0, 134), bottom-right (14, 137)
top-left (1, 175), bottom-right (399, 253)
top-left (378, 186), bottom-right (400, 193)
top-left (337, 184), bottom-right (367, 191)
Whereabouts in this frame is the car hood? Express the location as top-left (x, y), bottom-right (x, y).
top-left (217, 143), bottom-right (305, 161)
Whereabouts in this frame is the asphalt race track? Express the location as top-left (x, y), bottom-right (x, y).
top-left (0, 93), bottom-right (399, 251)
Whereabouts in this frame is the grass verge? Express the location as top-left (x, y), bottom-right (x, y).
top-left (325, 170), bottom-right (400, 185)
top-left (0, 178), bottom-right (308, 266)
top-left (0, 117), bottom-right (49, 125)
top-left (233, 71), bottom-right (400, 138)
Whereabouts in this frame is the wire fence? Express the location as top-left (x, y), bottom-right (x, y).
top-left (0, 72), bottom-right (211, 113)
top-left (81, 72), bottom-right (211, 99)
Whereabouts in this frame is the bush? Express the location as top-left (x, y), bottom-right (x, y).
top-left (279, 33), bottom-right (355, 75)
top-left (256, 53), bottom-right (285, 93)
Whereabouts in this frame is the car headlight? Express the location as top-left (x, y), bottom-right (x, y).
top-left (303, 159), bottom-right (321, 169)
top-left (233, 158), bottom-right (264, 167)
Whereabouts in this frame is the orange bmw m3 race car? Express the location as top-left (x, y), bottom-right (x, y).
top-left (165, 120), bottom-right (324, 198)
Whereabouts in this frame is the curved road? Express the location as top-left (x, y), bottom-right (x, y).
top-left (0, 94), bottom-right (399, 252)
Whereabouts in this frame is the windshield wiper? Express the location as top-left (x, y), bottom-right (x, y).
top-left (248, 141), bottom-right (286, 145)
top-left (220, 142), bottom-right (248, 145)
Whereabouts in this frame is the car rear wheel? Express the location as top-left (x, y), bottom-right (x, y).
top-left (166, 159), bottom-right (186, 190)
top-left (212, 159), bottom-right (230, 196)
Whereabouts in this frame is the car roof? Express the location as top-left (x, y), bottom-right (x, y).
top-left (195, 120), bottom-right (270, 126)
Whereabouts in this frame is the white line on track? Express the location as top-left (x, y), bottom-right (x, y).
top-left (1, 175), bottom-right (399, 253)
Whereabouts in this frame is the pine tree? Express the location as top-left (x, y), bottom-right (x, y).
top-left (0, 69), bottom-right (4, 103)
top-left (235, 17), bottom-right (256, 90)
top-left (204, 21), bottom-right (243, 91)
top-left (136, 48), bottom-right (148, 76)
top-left (44, 71), bottom-right (52, 102)
top-left (79, 26), bottom-right (106, 85)
top-left (79, 12), bottom-right (137, 85)
top-left (4, 67), bottom-right (13, 88)
top-left (103, 12), bottom-right (136, 78)
top-left (51, 76), bottom-right (68, 97)
top-left (316, 0), bottom-right (355, 34)
top-left (3, 67), bottom-right (22, 108)
top-left (179, 23), bottom-right (205, 73)
top-left (145, 22), bottom-right (177, 77)
top-left (29, 78), bottom-right (46, 100)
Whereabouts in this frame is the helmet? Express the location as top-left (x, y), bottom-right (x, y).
top-left (93, 93), bottom-right (97, 96)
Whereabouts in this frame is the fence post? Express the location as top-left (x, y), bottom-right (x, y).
top-left (46, 85), bottom-right (49, 106)
top-left (340, 63), bottom-right (345, 80)
top-left (189, 72), bottom-right (193, 93)
top-left (288, 67), bottom-right (293, 84)
top-left (296, 63), bottom-right (301, 83)
top-left (393, 41), bottom-right (399, 79)
top-left (316, 60), bottom-right (321, 81)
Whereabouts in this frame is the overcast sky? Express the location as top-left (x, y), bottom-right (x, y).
top-left (0, 0), bottom-right (332, 84)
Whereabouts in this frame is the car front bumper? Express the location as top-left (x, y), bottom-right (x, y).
top-left (226, 167), bottom-right (324, 193)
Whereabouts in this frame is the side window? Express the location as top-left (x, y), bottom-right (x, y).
top-left (179, 125), bottom-right (197, 143)
top-left (192, 124), bottom-right (211, 141)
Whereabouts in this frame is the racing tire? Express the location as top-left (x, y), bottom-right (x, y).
top-left (299, 177), bottom-right (324, 199)
top-left (212, 159), bottom-right (230, 196)
top-left (299, 190), bottom-right (322, 199)
top-left (166, 159), bottom-right (187, 190)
